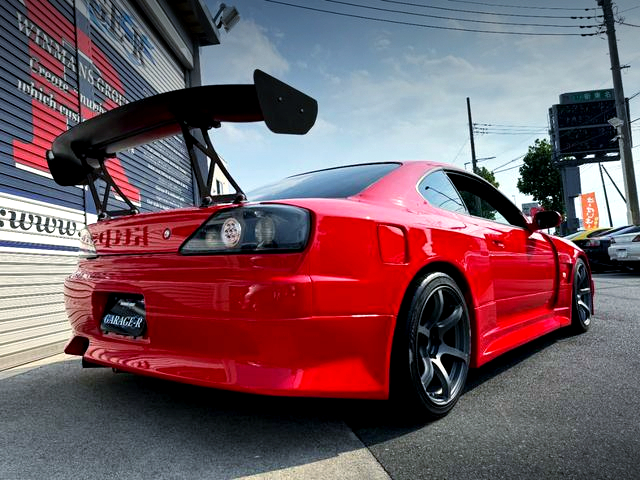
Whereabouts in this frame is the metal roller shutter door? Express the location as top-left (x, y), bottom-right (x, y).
top-left (0, 0), bottom-right (193, 370)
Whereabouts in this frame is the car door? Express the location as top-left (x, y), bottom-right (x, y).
top-left (444, 171), bottom-right (556, 326)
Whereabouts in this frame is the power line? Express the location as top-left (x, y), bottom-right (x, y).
top-left (474, 123), bottom-right (547, 135)
top-left (476, 130), bottom-right (548, 136)
top-left (263, 1), bottom-right (600, 36)
top-left (619, 6), bottom-right (640, 14)
top-left (474, 123), bottom-right (547, 128)
top-left (493, 154), bottom-right (525, 172)
top-left (444, 0), bottom-right (596, 12)
top-left (324, 0), bottom-right (597, 28)
top-left (494, 163), bottom-right (523, 174)
top-left (452, 138), bottom-right (469, 164)
top-left (379, 0), bottom-right (599, 19)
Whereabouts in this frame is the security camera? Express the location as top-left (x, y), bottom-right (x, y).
top-left (220, 6), bottom-right (240, 31)
top-left (608, 117), bottom-right (624, 129)
top-left (214, 3), bottom-right (240, 32)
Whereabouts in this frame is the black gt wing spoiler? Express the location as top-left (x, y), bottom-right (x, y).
top-left (46, 70), bottom-right (317, 218)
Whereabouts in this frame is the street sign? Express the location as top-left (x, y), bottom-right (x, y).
top-left (559, 89), bottom-right (614, 104)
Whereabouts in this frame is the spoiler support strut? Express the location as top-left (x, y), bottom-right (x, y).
top-left (180, 123), bottom-right (246, 207)
top-left (88, 159), bottom-right (140, 219)
top-left (46, 69), bottom-right (317, 219)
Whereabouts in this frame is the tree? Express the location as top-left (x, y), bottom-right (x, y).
top-left (517, 139), bottom-right (564, 214)
top-left (475, 165), bottom-right (499, 188)
top-left (465, 166), bottom-right (500, 220)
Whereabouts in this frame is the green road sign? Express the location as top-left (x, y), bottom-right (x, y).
top-left (559, 89), bottom-right (614, 104)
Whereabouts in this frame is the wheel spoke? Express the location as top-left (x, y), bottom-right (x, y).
top-left (438, 344), bottom-right (470, 363)
top-left (436, 304), bottom-right (463, 336)
top-left (428, 289), bottom-right (444, 325)
top-left (577, 265), bottom-right (586, 284)
top-left (417, 324), bottom-right (430, 338)
top-left (579, 287), bottom-right (591, 295)
top-left (432, 357), bottom-right (452, 399)
top-left (420, 356), bottom-right (434, 389)
top-left (578, 299), bottom-right (590, 314)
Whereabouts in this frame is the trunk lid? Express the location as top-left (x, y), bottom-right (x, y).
top-left (88, 207), bottom-right (220, 255)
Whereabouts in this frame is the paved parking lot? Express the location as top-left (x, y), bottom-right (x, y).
top-left (2, 273), bottom-right (639, 479)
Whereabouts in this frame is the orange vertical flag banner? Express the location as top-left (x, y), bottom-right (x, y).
top-left (580, 192), bottom-right (599, 230)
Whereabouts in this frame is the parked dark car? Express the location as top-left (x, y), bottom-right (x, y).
top-left (578, 225), bottom-right (640, 271)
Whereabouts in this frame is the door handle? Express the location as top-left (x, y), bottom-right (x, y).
top-left (492, 239), bottom-right (505, 248)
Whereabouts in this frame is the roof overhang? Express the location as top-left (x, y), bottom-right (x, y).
top-left (136, 0), bottom-right (221, 70)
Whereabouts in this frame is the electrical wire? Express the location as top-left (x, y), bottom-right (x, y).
top-left (493, 154), bottom-right (525, 172)
top-left (474, 123), bottom-right (548, 135)
top-left (444, 0), bottom-right (595, 12)
top-left (378, 0), bottom-right (599, 19)
top-left (263, 1), bottom-right (600, 36)
top-left (493, 163), bottom-right (523, 174)
top-left (474, 123), bottom-right (547, 128)
top-left (452, 138), bottom-right (469, 164)
top-left (324, 0), bottom-right (597, 28)
top-left (619, 6), bottom-right (640, 14)
top-left (476, 131), bottom-right (548, 136)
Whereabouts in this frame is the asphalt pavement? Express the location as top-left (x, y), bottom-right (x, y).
top-left (2, 273), bottom-right (639, 479)
top-left (351, 272), bottom-right (640, 479)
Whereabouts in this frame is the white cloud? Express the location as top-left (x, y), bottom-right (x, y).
top-left (200, 0), bottom-right (640, 225)
top-left (200, 20), bottom-right (289, 84)
top-left (308, 117), bottom-right (338, 137)
top-left (217, 124), bottom-right (265, 144)
top-left (374, 37), bottom-right (391, 51)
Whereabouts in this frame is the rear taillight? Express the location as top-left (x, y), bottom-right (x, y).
top-left (79, 228), bottom-right (97, 259)
top-left (585, 239), bottom-right (600, 247)
top-left (180, 205), bottom-right (310, 255)
top-left (633, 235), bottom-right (640, 242)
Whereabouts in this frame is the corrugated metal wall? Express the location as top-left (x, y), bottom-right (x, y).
top-left (0, 0), bottom-right (195, 370)
top-left (0, 252), bottom-right (76, 369)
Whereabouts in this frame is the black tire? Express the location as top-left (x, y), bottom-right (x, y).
top-left (571, 258), bottom-right (593, 333)
top-left (391, 272), bottom-right (471, 419)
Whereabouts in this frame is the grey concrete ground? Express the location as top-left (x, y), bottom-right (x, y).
top-left (351, 273), bottom-right (640, 479)
top-left (2, 273), bottom-right (639, 479)
top-left (0, 356), bottom-right (389, 480)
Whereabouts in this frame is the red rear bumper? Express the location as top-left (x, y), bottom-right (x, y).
top-left (63, 254), bottom-right (394, 399)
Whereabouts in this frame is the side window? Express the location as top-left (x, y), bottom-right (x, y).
top-left (419, 170), bottom-right (467, 214)
top-left (446, 171), bottom-right (526, 228)
top-left (458, 190), bottom-right (510, 225)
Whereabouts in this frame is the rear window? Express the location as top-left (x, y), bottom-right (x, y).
top-left (247, 163), bottom-right (400, 201)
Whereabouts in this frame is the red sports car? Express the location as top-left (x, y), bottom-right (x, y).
top-left (48, 71), bottom-right (593, 418)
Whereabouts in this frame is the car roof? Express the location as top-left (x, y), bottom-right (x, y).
top-left (602, 225), bottom-right (640, 237)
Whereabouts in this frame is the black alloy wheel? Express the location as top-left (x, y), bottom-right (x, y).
top-left (394, 272), bottom-right (471, 418)
top-left (572, 258), bottom-right (593, 333)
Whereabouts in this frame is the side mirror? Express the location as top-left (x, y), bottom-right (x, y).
top-left (531, 210), bottom-right (562, 231)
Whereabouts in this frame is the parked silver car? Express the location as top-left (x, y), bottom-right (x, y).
top-left (608, 230), bottom-right (640, 268)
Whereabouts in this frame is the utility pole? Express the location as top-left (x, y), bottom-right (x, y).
top-left (598, 0), bottom-right (639, 225)
top-left (466, 97), bottom-right (477, 173)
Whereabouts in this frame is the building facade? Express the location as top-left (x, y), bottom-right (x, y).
top-left (0, 0), bottom-right (226, 369)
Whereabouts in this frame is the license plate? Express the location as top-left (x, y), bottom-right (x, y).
top-left (101, 294), bottom-right (146, 337)
top-left (617, 249), bottom-right (628, 259)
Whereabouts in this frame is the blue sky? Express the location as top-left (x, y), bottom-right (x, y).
top-left (201, 0), bottom-right (640, 227)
